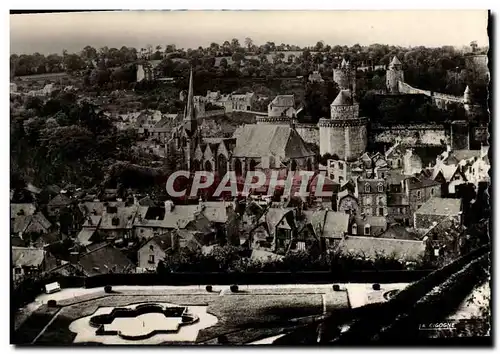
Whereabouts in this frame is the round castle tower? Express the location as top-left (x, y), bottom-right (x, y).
top-left (333, 59), bottom-right (356, 91)
top-left (318, 89), bottom-right (368, 161)
top-left (386, 56), bottom-right (404, 93)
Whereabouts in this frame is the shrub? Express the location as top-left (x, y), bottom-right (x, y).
top-left (104, 285), bottom-right (112, 293)
top-left (332, 284), bottom-right (341, 291)
top-left (372, 283), bottom-right (381, 291)
top-left (47, 299), bottom-right (57, 307)
top-left (230, 284), bottom-right (239, 293)
top-left (206, 285), bottom-right (213, 292)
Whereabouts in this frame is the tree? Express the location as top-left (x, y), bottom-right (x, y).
top-left (315, 41), bottom-right (325, 52)
top-left (230, 38), bottom-right (240, 51)
top-left (244, 37), bottom-right (253, 51)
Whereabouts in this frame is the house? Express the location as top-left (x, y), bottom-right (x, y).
top-left (404, 176), bottom-right (442, 221)
top-left (414, 197), bottom-right (462, 230)
top-left (66, 243), bottom-right (135, 275)
top-left (137, 233), bottom-right (175, 272)
top-left (76, 214), bottom-right (102, 246)
top-left (356, 178), bottom-right (387, 217)
top-left (12, 246), bottom-right (57, 281)
top-left (11, 212), bottom-right (52, 239)
top-left (250, 207), bottom-right (296, 254)
top-left (268, 95), bottom-right (296, 118)
top-left (47, 193), bottom-right (72, 216)
top-left (99, 205), bottom-right (138, 240)
top-left (350, 215), bottom-right (387, 237)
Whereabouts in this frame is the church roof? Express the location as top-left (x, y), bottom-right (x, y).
top-left (332, 90), bottom-right (354, 106)
top-left (232, 124), bottom-right (314, 159)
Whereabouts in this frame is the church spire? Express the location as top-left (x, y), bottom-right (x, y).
top-left (183, 67), bottom-right (197, 136)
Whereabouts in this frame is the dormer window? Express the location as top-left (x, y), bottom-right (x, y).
top-left (377, 183), bottom-right (384, 193)
top-left (352, 224), bottom-right (357, 235)
top-left (364, 183), bottom-right (371, 193)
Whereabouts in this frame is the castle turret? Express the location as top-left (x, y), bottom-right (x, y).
top-left (333, 58), bottom-right (355, 90)
top-left (386, 56), bottom-right (404, 93)
top-left (318, 89), bottom-right (368, 161)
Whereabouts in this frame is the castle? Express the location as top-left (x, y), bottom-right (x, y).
top-left (319, 59), bottom-right (368, 161)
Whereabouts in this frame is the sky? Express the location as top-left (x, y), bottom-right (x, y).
top-left (10, 10), bottom-right (489, 55)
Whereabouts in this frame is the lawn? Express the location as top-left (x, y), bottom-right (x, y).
top-left (14, 287), bottom-right (349, 345)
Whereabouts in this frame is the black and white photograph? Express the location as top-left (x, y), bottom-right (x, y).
top-left (9, 9), bottom-right (491, 346)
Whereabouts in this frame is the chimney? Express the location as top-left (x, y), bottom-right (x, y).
top-left (69, 251), bottom-right (79, 264)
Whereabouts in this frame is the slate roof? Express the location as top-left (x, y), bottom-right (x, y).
top-left (336, 236), bottom-right (425, 261)
top-left (432, 165), bottom-right (460, 182)
top-left (76, 228), bottom-right (98, 246)
top-left (271, 95), bottom-right (295, 107)
top-left (354, 215), bottom-right (388, 229)
top-left (379, 225), bottom-right (421, 240)
top-left (79, 201), bottom-right (126, 215)
top-left (258, 207), bottom-right (295, 237)
top-left (48, 193), bottom-right (72, 207)
top-left (201, 201), bottom-right (236, 223)
top-left (448, 149), bottom-right (482, 163)
top-left (415, 197), bottom-right (462, 216)
top-left (332, 90), bottom-right (354, 106)
top-left (322, 211), bottom-right (350, 238)
top-left (25, 183), bottom-right (41, 194)
top-left (407, 177), bottom-right (441, 190)
top-left (100, 206), bottom-right (138, 230)
top-left (232, 124), bottom-right (314, 159)
top-left (11, 203), bottom-right (36, 218)
top-left (12, 212), bottom-right (52, 234)
top-left (143, 232), bottom-right (174, 252)
top-left (75, 243), bottom-right (134, 275)
top-left (12, 247), bottom-right (46, 267)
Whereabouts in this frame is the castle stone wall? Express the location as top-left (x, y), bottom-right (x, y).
top-left (371, 124), bottom-right (449, 146)
top-left (295, 124), bottom-right (319, 145)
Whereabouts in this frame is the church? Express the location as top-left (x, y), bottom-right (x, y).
top-left (168, 68), bottom-right (317, 177)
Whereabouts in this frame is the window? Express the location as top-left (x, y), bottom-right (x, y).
top-left (417, 190), bottom-right (421, 199)
top-left (297, 242), bottom-right (306, 251)
top-left (148, 255), bottom-right (155, 264)
top-left (330, 174), bottom-right (335, 180)
top-left (381, 172), bottom-right (385, 179)
top-left (364, 183), bottom-right (371, 193)
top-left (352, 224), bottom-right (357, 235)
top-left (364, 225), bottom-right (371, 235)
top-left (15, 268), bottom-right (21, 275)
top-left (379, 208), bottom-right (384, 216)
top-left (431, 188), bottom-right (435, 196)
top-left (149, 245), bottom-right (154, 251)
top-left (338, 162), bottom-right (344, 170)
top-left (377, 183), bottom-right (384, 193)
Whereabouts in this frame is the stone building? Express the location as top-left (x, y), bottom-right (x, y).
top-left (386, 56), bottom-right (404, 93)
top-left (333, 59), bottom-right (355, 91)
top-left (231, 124), bottom-right (316, 174)
top-left (356, 178), bottom-right (387, 217)
top-left (267, 95), bottom-right (296, 118)
top-left (414, 197), bottom-right (462, 230)
top-left (318, 89), bottom-right (368, 161)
